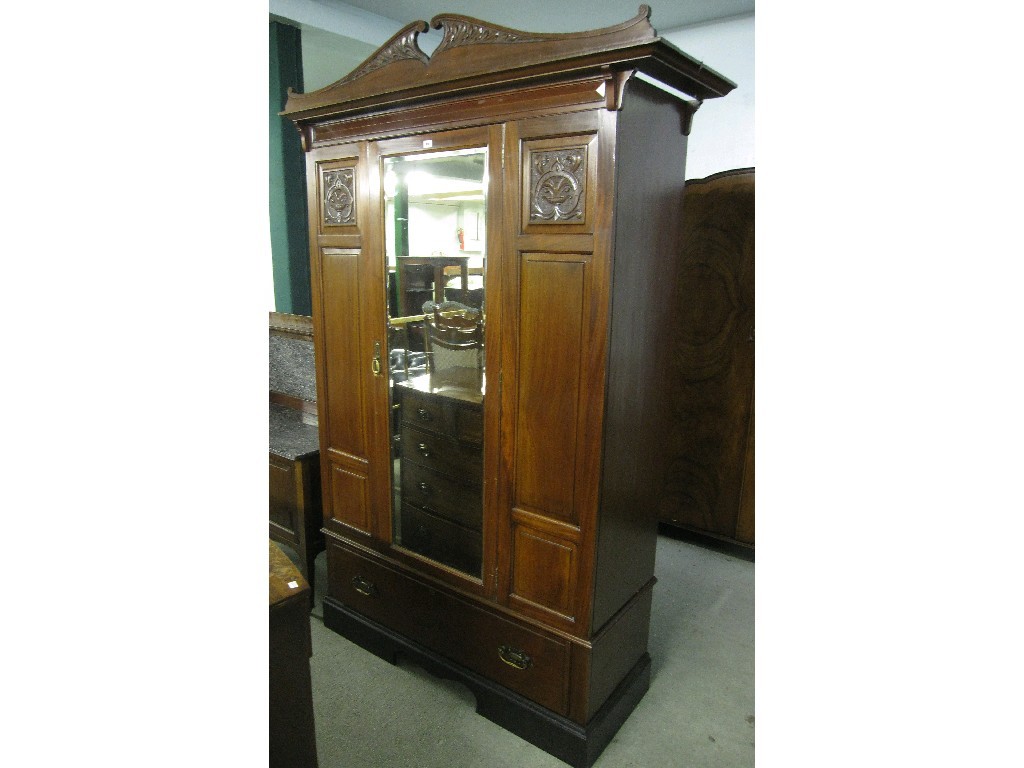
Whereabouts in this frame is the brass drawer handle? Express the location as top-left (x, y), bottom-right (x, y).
top-left (498, 645), bottom-right (533, 671)
top-left (351, 575), bottom-right (377, 597)
top-left (416, 408), bottom-right (433, 422)
top-left (416, 442), bottom-right (432, 457)
top-left (417, 481), bottom-right (433, 494)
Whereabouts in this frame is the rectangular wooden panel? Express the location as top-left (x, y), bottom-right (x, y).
top-left (511, 525), bottom-right (577, 620)
top-left (321, 248), bottom-right (365, 458)
top-left (328, 462), bottom-right (370, 534)
top-left (513, 254), bottom-right (589, 523)
top-left (269, 456), bottom-right (297, 536)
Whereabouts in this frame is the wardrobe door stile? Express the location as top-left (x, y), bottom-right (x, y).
top-left (481, 122), bottom-right (505, 598)
top-left (361, 139), bottom-right (394, 545)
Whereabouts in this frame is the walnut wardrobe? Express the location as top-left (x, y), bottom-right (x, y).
top-left (282, 7), bottom-right (734, 766)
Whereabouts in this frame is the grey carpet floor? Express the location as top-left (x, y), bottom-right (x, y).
top-left (296, 535), bottom-right (753, 767)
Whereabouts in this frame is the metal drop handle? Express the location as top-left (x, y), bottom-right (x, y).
top-left (352, 575), bottom-right (377, 597)
top-left (498, 645), bottom-right (532, 670)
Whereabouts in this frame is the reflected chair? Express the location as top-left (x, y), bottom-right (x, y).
top-left (422, 306), bottom-right (484, 374)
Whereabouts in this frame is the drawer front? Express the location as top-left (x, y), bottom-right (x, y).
top-left (400, 502), bottom-right (482, 576)
top-left (401, 422), bottom-right (483, 479)
top-left (401, 389), bottom-right (483, 445)
top-left (328, 542), bottom-right (436, 640)
top-left (453, 405), bottom-right (483, 444)
top-left (454, 601), bottom-right (570, 716)
top-left (401, 389), bottom-right (447, 432)
top-left (401, 461), bottom-right (482, 530)
top-left (328, 542), bottom-right (570, 714)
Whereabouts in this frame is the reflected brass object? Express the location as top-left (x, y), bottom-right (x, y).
top-left (498, 645), bottom-right (533, 670)
top-left (352, 575), bottom-right (377, 596)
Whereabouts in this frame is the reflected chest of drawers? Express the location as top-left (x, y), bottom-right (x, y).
top-left (397, 381), bottom-right (484, 576)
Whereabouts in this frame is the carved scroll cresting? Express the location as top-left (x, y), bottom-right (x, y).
top-left (529, 147), bottom-right (588, 222)
top-left (333, 21), bottom-right (430, 87)
top-left (431, 15), bottom-right (545, 56)
top-left (323, 168), bottom-right (356, 226)
top-left (430, 6), bottom-right (654, 58)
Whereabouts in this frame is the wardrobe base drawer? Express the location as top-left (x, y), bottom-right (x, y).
top-left (326, 539), bottom-right (570, 714)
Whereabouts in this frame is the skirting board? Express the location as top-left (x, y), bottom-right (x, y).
top-left (323, 596), bottom-right (651, 768)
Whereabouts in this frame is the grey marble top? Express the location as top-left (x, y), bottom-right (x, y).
top-left (269, 403), bottom-right (320, 460)
top-left (269, 335), bottom-right (317, 402)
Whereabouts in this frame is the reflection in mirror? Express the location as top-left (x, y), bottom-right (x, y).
top-left (383, 147), bottom-right (486, 578)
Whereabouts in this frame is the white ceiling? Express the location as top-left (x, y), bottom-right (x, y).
top-left (295, 1), bottom-right (753, 38)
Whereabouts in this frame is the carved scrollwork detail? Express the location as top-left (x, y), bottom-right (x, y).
top-left (431, 16), bottom-right (544, 56)
top-left (323, 168), bottom-right (356, 226)
top-left (334, 21), bottom-right (429, 86)
top-left (529, 147), bottom-right (587, 222)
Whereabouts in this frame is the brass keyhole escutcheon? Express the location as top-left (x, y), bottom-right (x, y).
top-left (371, 341), bottom-right (382, 376)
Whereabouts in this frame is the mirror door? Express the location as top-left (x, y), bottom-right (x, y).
top-left (381, 142), bottom-right (488, 578)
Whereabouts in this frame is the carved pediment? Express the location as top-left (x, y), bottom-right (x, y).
top-left (281, 6), bottom-right (734, 122)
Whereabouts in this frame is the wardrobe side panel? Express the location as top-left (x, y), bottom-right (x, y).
top-left (591, 80), bottom-right (688, 631)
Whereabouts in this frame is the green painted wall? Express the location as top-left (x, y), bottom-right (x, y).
top-left (269, 21), bottom-right (311, 315)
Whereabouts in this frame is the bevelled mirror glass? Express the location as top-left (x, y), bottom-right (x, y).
top-left (382, 146), bottom-right (487, 578)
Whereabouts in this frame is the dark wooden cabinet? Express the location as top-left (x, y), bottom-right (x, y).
top-left (656, 169), bottom-right (755, 550)
top-left (282, 8), bottom-right (733, 766)
top-left (269, 313), bottom-right (325, 585)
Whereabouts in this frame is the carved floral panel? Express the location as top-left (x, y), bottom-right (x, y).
top-left (323, 167), bottom-right (356, 226)
top-left (528, 147), bottom-right (587, 223)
